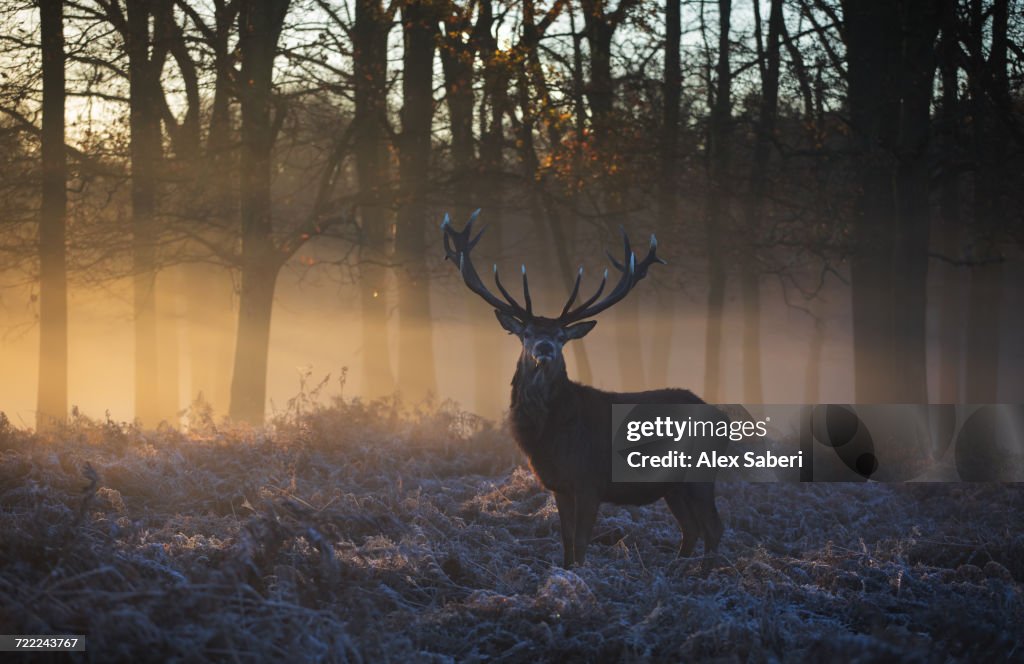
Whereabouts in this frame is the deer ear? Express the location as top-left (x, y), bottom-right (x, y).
top-left (564, 320), bottom-right (597, 340)
top-left (495, 310), bottom-right (525, 336)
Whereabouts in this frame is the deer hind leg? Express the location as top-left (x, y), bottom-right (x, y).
top-left (691, 483), bottom-right (724, 554)
top-left (553, 492), bottom-right (576, 568)
top-left (665, 483), bottom-right (723, 556)
top-left (664, 490), bottom-right (701, 556)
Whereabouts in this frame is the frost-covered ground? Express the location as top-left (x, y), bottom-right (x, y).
top-left (1, 400), bottom-right (1022, 662)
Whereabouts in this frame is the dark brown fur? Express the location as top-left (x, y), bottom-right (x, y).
top-left (508, 343), bottom-right (724, 567)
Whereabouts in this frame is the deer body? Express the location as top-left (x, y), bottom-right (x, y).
top-left (510, 373), bottom-right (700, 504)
top-left (443, 212), bottom-right (723, 567)
top-left (507, 332), bottom-right (722, 566)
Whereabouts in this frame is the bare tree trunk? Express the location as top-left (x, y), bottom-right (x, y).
top-left (703, 0), bottom-right (732, 403)
top-left (230, 266), bottom-right (277, 422)
top-left (515, 0), bottom-right (593, 384)
top-left (804, 315), bottom-right (825, 403)
top-left (127, 0), bottom-right (162, 426)
top-left (353, 0), bottom-right (395, 399)
top-left (891, 0), bottom-right (937, 404)
top-left (844, 1), bottom-right (898, 403)
top-left (605, 142), bottom-right (645, 387)
top-left (441, 2), bottom-right (491, 414)
top-left (778, 15), bottom-right (831, 403)
top-left (582, 0), bottom-right (645, 390)
top-left (440, 5), bottom-right (476, 215)
top-left (395, 0), bottom-right (438, 403)
top-left (184, 263), bottom-right (234, 412)
top-left (510, 83), bottom-right (595, 386)
top-left (357, 218), bottom-right (394, 402)
top-left (565, 3), bottom-right (592, 384)
top-left (471, 0), bottom-right (506, 417)
top-left (738, 275), bottom-right (761, 401)
top-left (510, 91), bottom-right (594, 388)
top-left (228, 0), bottom-right (290, 423)
top-left (966, 263), bottom-right (1003, 401)
top-left (843, 0), bottom-right (936, 403)
top-left (473, 156), bottom-right (504, 416)
top-left (180, 81), bottom-right (235, 415)
top-left (36, 0), bottom-right (67, 431)
top-left (149, 0), bottom-right (186, 423)
top-left (965, 0), bottom-right (1008, 402)
top-left (650, 0), bottom-right (681, 389)
top-left (182, 3), bottom-right (237, 415)
top-left (936, 0), bottom-right (964, 403)
top-left (158, 268), bottom-right (181, 425)
top-left (936, 230), bottom-right (964, 403)
top-left (739, 0), bottom-right (782, 403)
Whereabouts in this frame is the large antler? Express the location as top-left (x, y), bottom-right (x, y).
top-left (557, 227), bottom-right (666, 324)
top-left (442, 210), bottom-right (534, 321)
top-left (442, 212), bottom-right (665, 324)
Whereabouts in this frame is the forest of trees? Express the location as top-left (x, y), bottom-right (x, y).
top-left (0, 0), bottom-right (1021, 428)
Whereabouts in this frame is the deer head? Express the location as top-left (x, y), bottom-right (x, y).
top-left (442, 210), bottom-right (665, 378)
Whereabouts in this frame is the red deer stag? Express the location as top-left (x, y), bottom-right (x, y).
top-left (442, 211), bottom-right (724, 567)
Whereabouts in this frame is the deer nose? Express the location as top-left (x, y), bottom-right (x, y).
top-left (533, 341), bottom-right (555, 362)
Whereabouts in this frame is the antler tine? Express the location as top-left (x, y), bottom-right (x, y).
top-left (605, 250), bottom-right (626, 272)
top-left (634, 233), bottom-right (668, 278)
top-left (493, 263), bottom-right (529, 314)
top-left (521, 265), bottom-right (533, 315)
top-left (598, 225), bottom-right (630, 272)
top-left (464, 209), bottom-right (487, 248)
top-left (564, 268), bottom-right (608, 318)
top-left (442, 214), bottom-right (454, 257)
top-left (619, 225), bottom-right (633, 267)
top-left (558, 230), bottom-right (665, 324)
top-left (442, 209), bottom-right (487, 257)
top-left (442, 211), bottom-right (530, 319)
top-left (559, 266), bottom-right (584, 318)
top-left (467, 223), bottom-right (487, 250)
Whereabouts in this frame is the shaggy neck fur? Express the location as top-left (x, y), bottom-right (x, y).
top-left (510, 352), bottom-right (569, 428)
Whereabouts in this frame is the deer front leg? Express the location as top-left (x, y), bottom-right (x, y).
top-left (570, 492), bottom-right (600, 566)
top-left (554, 491), bottom-right (576, 567)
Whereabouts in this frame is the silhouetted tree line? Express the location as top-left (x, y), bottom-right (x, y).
top-left (0, 0), bottom-right (1020, 426)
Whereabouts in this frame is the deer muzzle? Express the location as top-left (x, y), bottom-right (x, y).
top-left (532, 340), bottom-right (556, 365)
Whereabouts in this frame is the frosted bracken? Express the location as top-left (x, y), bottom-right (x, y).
top-left (0, 402), bottom-right (1021, 662)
